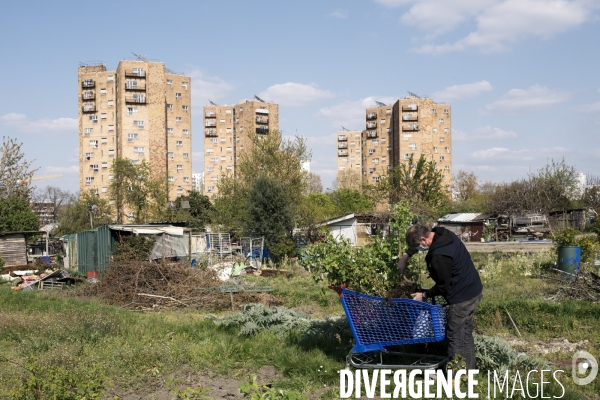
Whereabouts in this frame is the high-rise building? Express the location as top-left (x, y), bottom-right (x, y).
top-left (337, 95), bottom-right (452, 192)
top-left (203, 99), bottom-right (279, 195)
top-left (78, 59), bottom-right (192, 201)
top-left (336, 130), bottom-right (363, 189)
top-left (192, 172), bottom-right (204, 193)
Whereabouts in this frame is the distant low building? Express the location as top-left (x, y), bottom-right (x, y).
top-left (437, 213), bottom-right (488, 242)
top-left (318, 212), bottom-right (390, 246)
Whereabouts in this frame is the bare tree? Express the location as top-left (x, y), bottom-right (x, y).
top-left (31, 186), bottom-right (73, 224)
top-left (453, 170), bottom-right (479, 201)
top-left (0, 137), bottom-right (38, 199)
top-left (306, 172), bottom-right (323, 194)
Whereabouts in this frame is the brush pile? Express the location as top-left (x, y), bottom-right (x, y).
top-left (83, 260), bottom-right (281, 311)
top-left (540, 270), bottom-right (600, 301)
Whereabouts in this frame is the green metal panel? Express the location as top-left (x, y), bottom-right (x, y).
top-left (76, 225), bottom-right (115, 274)
top-left (62, 233), bottom-right (78, 270)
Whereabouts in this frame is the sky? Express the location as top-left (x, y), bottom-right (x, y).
top-left (1, 0), bottom-right (599, 194)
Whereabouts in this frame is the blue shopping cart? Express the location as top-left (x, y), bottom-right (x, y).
top-left (331, 286), bottom-right (448, 369)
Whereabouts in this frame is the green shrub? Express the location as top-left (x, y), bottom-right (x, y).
top-left (551, 227), bottom-right (600, 263)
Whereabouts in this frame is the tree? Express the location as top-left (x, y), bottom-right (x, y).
top-left (332, 188), bottom-right (375, 215)
top-left (174, 191), bottom-right (214, 230)
top-left (55, 190), bottom-right (112, 235)
top-left (31, 186), bottom-right (72, 224)
top-left (453, 170), bottom-right (479, 202)
top-left (0, 137), bottom-right (38, 200)
top-left (306, 172), bottom-right (323, 194)
top-left (376, 154), bottom-right (448, 218)
top-left (0, 196), bottom-right (38, 232)
top-left (582, 186), bottom-right (600, 215)
top-left (246, 175), bottom-right (294, 260)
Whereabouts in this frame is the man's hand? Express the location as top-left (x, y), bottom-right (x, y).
top-left (397, 253), bottom-right (409, 273)
top-left (411, 292), bottom-right (424, 302)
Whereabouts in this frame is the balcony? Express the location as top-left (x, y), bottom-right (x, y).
top-left (82, 80), bottom-right (95, 88)
top-left (338, 150), bottom-right (348, 157)
top-left (125, 84), bottom-right (146, 91)
top-left (338, 142), bottom-right (348, 149)
top-left (256, 127), bottom-right (269, 134)
top-left (338, 135), bottom-right (347, 141)
top-left (366, 130), bottom-right (377, 138)
top-left (82, 94), bottom-right (95, 101)
top-left (125, 70), bottom-right (146, 78)
top-left (256, 116), bottom-right (268, 124)
top-left (403, 124), bottom-right (419, 131)
top-left (82, 106), bottom-right (96, 113)
top-left (366, 112), bottom-right (377, 120)
top-left (205, 111), bottom-right (216, 117)
top-left (402, 113), bottom-right (418, 121)
top-left (402, 104), bottom-right (418, 112)
top-left (125, 97), bottom-right (146, 104)
top-left (366, 122), bottom-right (377, 129)
top-left (255, 108), bottom-right (269, 114)
top-left (205, 120), bottom-right (216, 127)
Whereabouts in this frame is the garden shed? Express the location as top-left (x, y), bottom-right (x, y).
top-left (0, 231), bottom-right (48, 269)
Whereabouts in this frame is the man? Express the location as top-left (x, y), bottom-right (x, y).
top-left (397, 225), bottom-right (483, 370)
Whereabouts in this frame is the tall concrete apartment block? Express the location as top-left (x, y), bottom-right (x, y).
top-left (78, 60), bottom-right (192, 201)
top-left (337, 96), bottom-right (452, 191)
top-left (203, 99), bottom-right (279, 195)
top-left (336, 130), bottom-right (363, 188)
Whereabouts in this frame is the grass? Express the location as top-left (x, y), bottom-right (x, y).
top-left (0, 253), bottom-right (599, 399)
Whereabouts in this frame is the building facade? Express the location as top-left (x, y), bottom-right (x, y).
top-left (78, 60), bottom-right (192, 201)
top-left (337, 96), bottom-right (452, 192)
top-left (192, 172), bottom-right (204, 194)
top-left (203, 99), bottom-right (279, 195)
top-left (336, 130), bottom-right (363, 189)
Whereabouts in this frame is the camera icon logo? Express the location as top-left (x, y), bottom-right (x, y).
top-left (572, 351), bottom-right (598, 386)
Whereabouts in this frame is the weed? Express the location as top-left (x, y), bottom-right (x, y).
top-left (239, 374), bottom-right (307, 400)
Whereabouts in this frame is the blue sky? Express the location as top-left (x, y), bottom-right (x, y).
top-left (1, 0), bottom-right (599, 193)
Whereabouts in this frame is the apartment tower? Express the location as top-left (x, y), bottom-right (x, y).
top-left (78, 59), bottom-right (192, 201)
top-left (203, 98), bottom-right (279, 195)
top-left (336, 130), bottom-right (363, 189)
top-left (337, 95), bottom-right (452, 191)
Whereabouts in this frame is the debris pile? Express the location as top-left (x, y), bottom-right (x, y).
top-left (4, 269), bottom-right (78, 291)
top-left (540, 270), bottom-right (600, 301)
top-left (83, 260), bottom-right (281, 311)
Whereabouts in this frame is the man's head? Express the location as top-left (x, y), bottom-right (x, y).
top-left (406, 225), bottom-right (433, 249)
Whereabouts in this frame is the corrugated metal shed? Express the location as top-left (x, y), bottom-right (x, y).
top-left (76, 225), bottom-right (115, 274)
top-left (438, 213), bottom-right (483, 223)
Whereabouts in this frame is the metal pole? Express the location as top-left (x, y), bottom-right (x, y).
top-left (45, 231), bottom-right (49, 256)
top-left (89, 212), bottom-right (94, 229)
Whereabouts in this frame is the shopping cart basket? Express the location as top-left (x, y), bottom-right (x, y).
top-left (330, 286), bottom-right (448, 369)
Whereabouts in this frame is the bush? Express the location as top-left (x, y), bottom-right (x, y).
top-left (551, 227), bottom-right (600, 263)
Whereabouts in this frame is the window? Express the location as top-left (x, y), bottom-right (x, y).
top-left (168, 176), bottom-right (174, 182)
top-left (89, 140), bottom-right (98, 148)
top-left (439, 118), bottom-right (444, 123)
top-left (369, 168), bottom-right (375, 174)
top-left (433, 109), bottom-right (437, 114)
top-left (102, 162), bottom-right (108, 169)
top-left (101, 113), bottom-right (107, 119)
top-left (403, 134), bottom-right (412, 140)
top-left (102, 187), bottom-right (108, 193)
top-left (127, 107), bottom-right (137, 115)
top-left (167, 103), bottom-right (173, 111)
top-left (166, 79), bottom-right (173, 86)
top-left (207, 185), bottom-right (215, 192)
top-left (108, 149), bottom-right (114, 156)
top-left (433, 128), bottom-right (438, 133)
top-left (444, 109), bottom-right (449, 114)
top-left (444, 128), bottom-right (449, 133)
top-left (134, 147), bottom-right (144, 155)
top-left (350, 141), bottom-right (355, 146)
top-left (433, 146), bottom-right (438, 153)
top-left (108, 125), bottom-right (114, 131)
top-left (176, 140), bottom-right (183, 147)
top-left (380, 119), bottom-right (386, 125)
top-left (368, 149), bottom-right (375, 155)
top-left (382, 156), bottom-right (386, 162)
top-left (381, 138), bottom-right (386, 143)
top-left (132, 68), bottom-right (144, 76)
top-left (387, 147), bottom-right (391, 152)
top-left (176, 117), bottom-right (182, 123)
top-left (210, 157), bottom-right (218, 163)
top-left (175, 92), bottom-right (182, 100)
top-left (339, 165), bottom-right (346, 171)
top-left (101, 137), bottom-right (107, 144)
top-left (440, 156), bottom-right (445, 161)
top-left (85, 152), bottom-right (93, 160)
top-left (182, 105), bottom-right (189, 113)
top-left (226, 128), bottom-right (232, 134)
top-left (386, 109), bottom-right (392, 114)
top-left (182, 81), bottom-right (188, 89)
top-left (220, 156), bottom-right (226, 161)
top-left (177, 164), bottom-right (183, 171)
top-left (108, 100), bottom-right (114, 107)
top-left (445, 166), bottom-right (450, 171)
top-left (85, 177), bottom-right (94, 185)
top-left (409, 143), bottom-right (417, 150)
top-left (445, 146), bottom-right (450, 153)
top-left (206, 148), bottom-right (214, 153)
top-left (227, 166), bottom-right (233, 171)
top-left (404, 153), bottom-right (410, 160)
top-left (372, 140), bottom-right (379, 146)
top-left (183, 153), bottom-right (189, 159)
top-left (225, 109), bottom-right (232, 114)
top-left (183, 129), bottom-right (189, 136)
top-left (226, 147), bottom-right (232, 152)
top-left (210, 138), bottom-right (218, 144)
top-left (183, 177), bottom-right (189, 182)
top-left (439, 137), bottom-right (445, 142)
top-left (107, 75), bottom-right (114, 82)
top-left (109, 174), bottom-right (114, 181)
top-left (134, 120), bottom-right (144, 128)
top-left (85, 128), bottom-right (93, 135)
top-left (100, 88), bottom-right (106, 95)
top-left (219, 119), bottom-right (225, 124)
top-left (207, 167), bottom-right (214, 173)
top-left (167, 152), bottom-right (174, 159)
top-left (373, 158), bottom-right (379, 164)
top-left (373, 176), bottom-right (380, 183)
top-left (128, 133), bottom-right (138, 142)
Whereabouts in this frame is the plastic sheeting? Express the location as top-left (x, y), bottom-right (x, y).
top-left (150, 233), bottom-right (189, 260)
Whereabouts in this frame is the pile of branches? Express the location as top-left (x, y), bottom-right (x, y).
top-left (83, 260), bottom-right (280, 311)
top-left (540, 270), bottom-right (600, 301)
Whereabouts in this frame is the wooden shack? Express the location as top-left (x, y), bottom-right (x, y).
top-left (0, 231), bottom-right (48, 270)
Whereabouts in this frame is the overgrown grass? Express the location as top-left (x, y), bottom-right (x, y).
top-left (0, 253), bottom-right (599, 398)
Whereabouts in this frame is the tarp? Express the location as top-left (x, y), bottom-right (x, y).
top-left (109, 225), bottom-right (184, 236)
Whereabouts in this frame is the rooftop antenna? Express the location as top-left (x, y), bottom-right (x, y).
top-left (375, 101), bottom-right (387, 107)
top-left (254, 94), bottom-right (266, 102)
top-left (165, 66), bottom-right (177, 74)
top-left (132, 52), bottom-right (150, 62)
top-left (407, 91), bottom-right (421, 98)
top-left (341, 126), bottom-right (349, 131)
top-left (209, 100), bottom-right (220, 106)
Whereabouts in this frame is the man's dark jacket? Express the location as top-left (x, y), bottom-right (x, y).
top-left (424, 227), bottom-right (482, 305)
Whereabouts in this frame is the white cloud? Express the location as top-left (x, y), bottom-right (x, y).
top-left (259, 83), bottom-right (334, 107)
top-left (187, 69), bottom-right (235, 113)
top-left (328, 10), bottom-right (349, 18)
top-left (471, 146), bottom-right (568, 160)
top-left (455, 126), bottom-right (516, 141)
top-left (377, 0), bottom-right (598, 53)
top-left (317, 96), bottom-right (397, 129)
top-left (484, 85), bottom-right (570, 113)
top-left (431, 80), bottom-right (493, 102)
top-left (581, 102), bottom-right (600, 113)
top-left (0, 113), bottom-right (77, 134)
